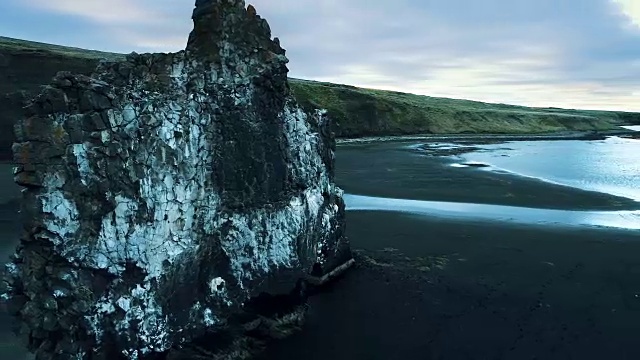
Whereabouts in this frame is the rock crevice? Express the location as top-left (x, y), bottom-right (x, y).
top-left (2, 1), bottom-right (351, 358)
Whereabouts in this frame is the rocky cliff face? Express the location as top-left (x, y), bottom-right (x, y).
top-left (1, 0), bottom-right (351, 358)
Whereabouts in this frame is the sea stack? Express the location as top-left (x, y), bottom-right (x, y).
top-left (1, 0), bottom-right (351, 358)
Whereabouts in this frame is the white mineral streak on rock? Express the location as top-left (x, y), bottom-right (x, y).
top-left (87, 285), bottom-right (171, 356)
top-left (94, 192), bottom-right (193, 276)
top-left (218, 194), bottom-right (305, 287)
top-left (213, 103), bottom-right (340, 288)
top-left (283, 106), bottom-right (327, 187)
top-left (71, 144), bottom-right (93, 186)
top-left (171, 60), bottom-right (187, 88)
top-left (77, 60), bottom-right (223, 355)
top-left (39, 174), bottom-right (80, 241)
top-left (71, 58), bottom-right (215, 280)
top-left (11, 2), bottom-right (348, 358)
top-left (35, 65), bottom-right (337, 358)
top-left (209, 277), bottom-right (226, 293)
top-left (116, 296), bottom-right (131, 312)
top-left (121, 105), bottom-right (136, 126)
top-left (203, 308), bottom-right (217, 326)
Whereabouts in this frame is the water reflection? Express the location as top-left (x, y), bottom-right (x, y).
top-left (456, 137), bottom-right (640, 202)
top-left (344, 194), bottom-right (640, 230)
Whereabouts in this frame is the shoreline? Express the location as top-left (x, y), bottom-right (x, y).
top-left (261, 211), bottom-right (640, 360)
top-left (2, 130), bottom-right (640, 359)
top-left (336, 128), bottom-right (639, 145)
top-left (344, 194), bottom-right (640, 231)
top-left (335, 140), bottom-right (640, 211)
top-left (269, 137), bottom-right (640, 359)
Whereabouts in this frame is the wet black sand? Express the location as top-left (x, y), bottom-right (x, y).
top-left (336, 141), bottom-right (640, 211)
top-left (2, 138), bottom-right (640, 359)
top-left (335, 129), bottom-right (640, 145)
top-left (261, 212), bottom-right (640, 360)
top-left (260, 140), bottom-right (640, 359)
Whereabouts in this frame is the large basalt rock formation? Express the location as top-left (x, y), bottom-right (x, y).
top-left (1, 0), bottom-right (351, 358)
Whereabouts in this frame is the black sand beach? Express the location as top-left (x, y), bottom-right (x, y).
top-left (259, 139), bottom-right (640, 359)
top-left (2, 136), bottom-right (640, 359)
top-left (260, 212), bottom-right (640, 359)
top-left (336, 141), bottom-right (640, 211)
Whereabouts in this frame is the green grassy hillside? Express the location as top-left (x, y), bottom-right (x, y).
top-left (289, 79), bottom-right (640, 137)
top-left (0, 36), bottom-right (123, 60)
top-left (1, 36), bottom-right (638, 144)
top-left (0, 36), bottom-right (123, 96)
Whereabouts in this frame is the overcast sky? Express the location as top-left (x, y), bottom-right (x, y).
top-left (1, 0), bottom-right (639, 111)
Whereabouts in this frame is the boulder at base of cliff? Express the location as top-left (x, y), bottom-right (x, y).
top-left (1, 0), bottom-right (351, 359)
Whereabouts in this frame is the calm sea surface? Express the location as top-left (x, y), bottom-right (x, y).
top-left (345, 132), bottom-right (640, 230)
top-left (457, 136), bottom-right (640, 202)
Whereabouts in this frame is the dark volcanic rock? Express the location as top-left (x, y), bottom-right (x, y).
top-left (1, 1), bottom-right (351, 359)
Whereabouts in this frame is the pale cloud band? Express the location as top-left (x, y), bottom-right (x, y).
top-left (613, 0), bottom-right (640, 27)
top-left (2, 0), bottom-right (640, 111)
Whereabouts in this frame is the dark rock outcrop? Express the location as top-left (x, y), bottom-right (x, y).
top-left (1, 0), bottom-right (351, 358)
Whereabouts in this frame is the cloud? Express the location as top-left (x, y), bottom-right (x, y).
top-left (27, 0), bottom-right (150, 23)
top-left (3, 0), bottom-right (640, 111)
top-left (5, 0), bottom-right (193, 51)
top-left (612, 0), bottom-right (640, 28)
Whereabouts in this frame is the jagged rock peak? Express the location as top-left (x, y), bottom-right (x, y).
top-left (186, 0), bottom-right (282, 62)
top-left (2, 0), bottom-right (351, 359)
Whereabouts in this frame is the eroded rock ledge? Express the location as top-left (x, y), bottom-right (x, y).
top-left (1, 0), bottom-right (351, 358)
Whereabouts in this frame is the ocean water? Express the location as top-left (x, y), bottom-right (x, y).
top-left (344, 194), bottom-right (640, 230)
top-left (267, 131), bottom-right (640, 360)
top-left (344, 133), bottom-right (640, 230)
top-left (455, 136), bottom-right (640, 202)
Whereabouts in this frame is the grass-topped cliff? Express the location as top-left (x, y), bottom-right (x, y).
top-left (1, 36), bottom-right (639, 146)
top-left (290, 79), bottom-right (640, 137)
top-left (0, 36), bottom-right (123, 96)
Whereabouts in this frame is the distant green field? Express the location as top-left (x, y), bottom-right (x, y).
top-left (289, 79), bottom-right (639, 137)
top-left (2, 36), bottom-right (638, 138)
top-left (0, 36), bottom-right (124, 61)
